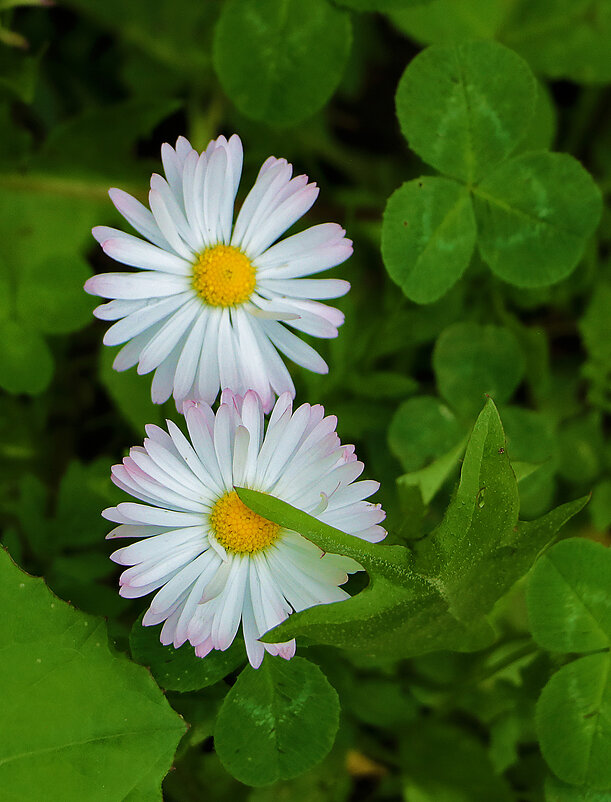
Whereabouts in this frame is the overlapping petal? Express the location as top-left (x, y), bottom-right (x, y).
top-left (104, 391), bottom-right (385, 668)
top-left (86, 135), bottom-right (352, 411)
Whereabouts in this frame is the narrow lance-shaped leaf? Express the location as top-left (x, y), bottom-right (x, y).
top-left (238, 401), bottom-right (586, 659)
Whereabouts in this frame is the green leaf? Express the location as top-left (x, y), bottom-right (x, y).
top-left (16, 255), bottom-right (94, 335)
top-left (504, 0), bottom-right (611, 85)
top-left (545, 774), bottom-right (611, 802)
top-left (130, 616), bottom-right (245, 692)
top-left (433, 323), bottom-right (525, 419)
top-left (239, 401), bottom-right (584, 659)
top-left (388, 395), bottom-right (464, 472)
top-left (473, 152), bottom-right (602, 288)
top-left (390, 0), bottom-right (507, 45)
top-left (515, 80), bottom-right (557, 154)
top-left (527, 539), bottom-right (611, 654)
top-left (400, 721), bottom-right (514, 802)
top-left (537, 652), bottom-right (611, 789)
top-left (397, 436), bottom-right (467, 505)
top-left (214, 656), bottom-right (340, 786)
top-left (382, 176), bottom-right (476, 303)
top-left (0, 548), bottom-right (185, 801)
top-left (0, 319), bottom-right (53, 395)
top-left (395, 41), bottom-right (536, 182)
top-left (501, 405), bottom-right (556, 464)
top-left (213, 0), bottom-right (352, 126)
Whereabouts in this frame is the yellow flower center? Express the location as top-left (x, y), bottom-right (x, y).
top-left (192, 244), bottom-right (256, 307)
top-left (209, 491), bottom-right (280, 554)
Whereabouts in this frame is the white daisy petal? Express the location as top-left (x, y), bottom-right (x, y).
top-left (88, 133), bottom-right (352, 407)
top-left (103, 392), bottom-right (385, 668)
top-left (108, 188), bottom-right (171, 250)
top-left (100, 236), bottom-right (192, 275)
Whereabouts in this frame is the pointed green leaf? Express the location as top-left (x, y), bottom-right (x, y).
top-left (214, 656), bottom-right (340, 786)
top-left (473, 151), bottom-right (602, 288)
top-left (0, 549), bottom-right (185, 801)
top-left (382, 176), bottom-right (476, 303)
top-left (397, 435), bottom-right (467, 505)
top-left (396, 41), bottom-right (536, 182)
top-left (240, 401), bottom-right (583, 659)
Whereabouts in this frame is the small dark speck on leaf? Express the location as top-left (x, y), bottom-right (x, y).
top-left (498, 447), bottom-right (505, 454)
top-left (584, 710), bottom-right (598, 719)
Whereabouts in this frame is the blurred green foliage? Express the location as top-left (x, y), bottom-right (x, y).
top-left (1, 0), bottom-right (610, 799)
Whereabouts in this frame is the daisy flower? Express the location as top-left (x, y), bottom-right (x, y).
top-left (85, 134), bottom-right (352, 411)
top-left (104, 390), bottom-right (386, 668)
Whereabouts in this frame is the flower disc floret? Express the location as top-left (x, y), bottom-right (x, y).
top-left (193, 245), bottom-right (256, 307)
top-left (210, 490), bottom-right (279, 553)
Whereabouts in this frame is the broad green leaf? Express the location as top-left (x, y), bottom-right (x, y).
top-left (473, 152), bottom-right (602, 288)
top-left (130, 616), bottom-right (245, 692)
top-left (213, 0), bottom-right (352, 126)
top-left (537, 652), bottom-right (611, 789)
top-left (382, 177), bottom-right (476, 303)
top-left (504, 0), bottom-right (611, 85)
top-left (545, 774), bottom-right (611, 802)
top-left (527, 539), bottom-right (611, 653)
top-left (239, 401), bottom-right (584, 658)
top-left (388, 395), bottom-right (463, 472)
top-left (395, 41), bottom-right (536, 182)
top-left (214, 656), bottom-right (340, 786)
top-left (16, 255), bottom-right (94, 335)
top-left (433, 323), bottom-right (525, 419)
top-left (248, 747), bottom-right (350, 802)
top-left (400, 721), bottom-right (513, 802)
top-left (0, 319), bottom-right (53, 395)
top-left (515, 81), bottom-right (557, 154)
top-left (501, 406), bottom-right (556, 464)
top-left (0, 548), bottom-right (185, 801)
top-left (391, 0), bottom-right (507, 44)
